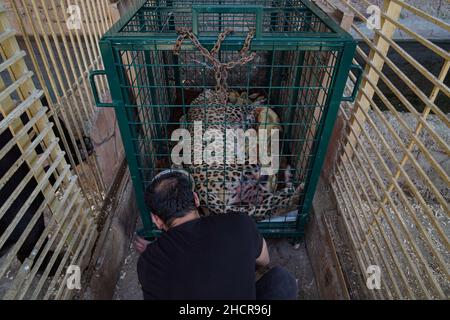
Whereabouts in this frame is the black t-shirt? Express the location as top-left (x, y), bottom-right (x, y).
top-left (137, 213), bottom-right (263, 300)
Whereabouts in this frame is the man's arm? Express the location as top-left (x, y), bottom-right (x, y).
top-left (240, 213), bottom-right (270, 267)
top-left (256, 238), bottom-right (270, 267)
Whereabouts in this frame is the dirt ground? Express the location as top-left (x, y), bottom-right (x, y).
top-left (113, 219), bottom-right (320, 300)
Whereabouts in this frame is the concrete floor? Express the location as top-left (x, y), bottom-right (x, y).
top-left (113, 220), bottom-right (320, 300)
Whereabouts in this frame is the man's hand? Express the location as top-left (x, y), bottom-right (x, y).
top-left (134, 235), bottom-right (150, 254)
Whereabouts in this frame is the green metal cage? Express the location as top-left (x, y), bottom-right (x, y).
top-left (90, 0), bottom-right (362, 238)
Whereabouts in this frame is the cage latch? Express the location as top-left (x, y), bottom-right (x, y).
top-left (89, 70), bottom-right (115, 108)
top-left (342, 64), bottom-right (363, 102)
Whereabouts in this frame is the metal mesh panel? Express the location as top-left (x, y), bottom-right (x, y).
top-left (114, 45), bottom-right (340, 236)
top-left (97, 0), bottom-right (357, 238)
top-left (119, 0), bottom-right (332, 34)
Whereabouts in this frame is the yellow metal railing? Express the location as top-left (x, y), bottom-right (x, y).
top-left (0, 0), bottom-right (117, 299)
top-left (329, 0), bottom-right (449, 299)
top-left (8, 0), bottom-right (117, 207)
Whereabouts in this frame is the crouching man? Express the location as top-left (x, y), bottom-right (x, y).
top-left (134, 170), bottom-right (298, 300)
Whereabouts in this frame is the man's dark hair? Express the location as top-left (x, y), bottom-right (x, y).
top-left (144, 171), bottom-right (196, 224)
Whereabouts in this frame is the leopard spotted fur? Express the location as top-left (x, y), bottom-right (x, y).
top-left (177, 89), bottom-right (301, 219)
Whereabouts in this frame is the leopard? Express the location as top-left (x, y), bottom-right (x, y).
top-left (174, 89), bottom-right (302, 220)
top-left (170, 27), bottom-right (302, 219)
